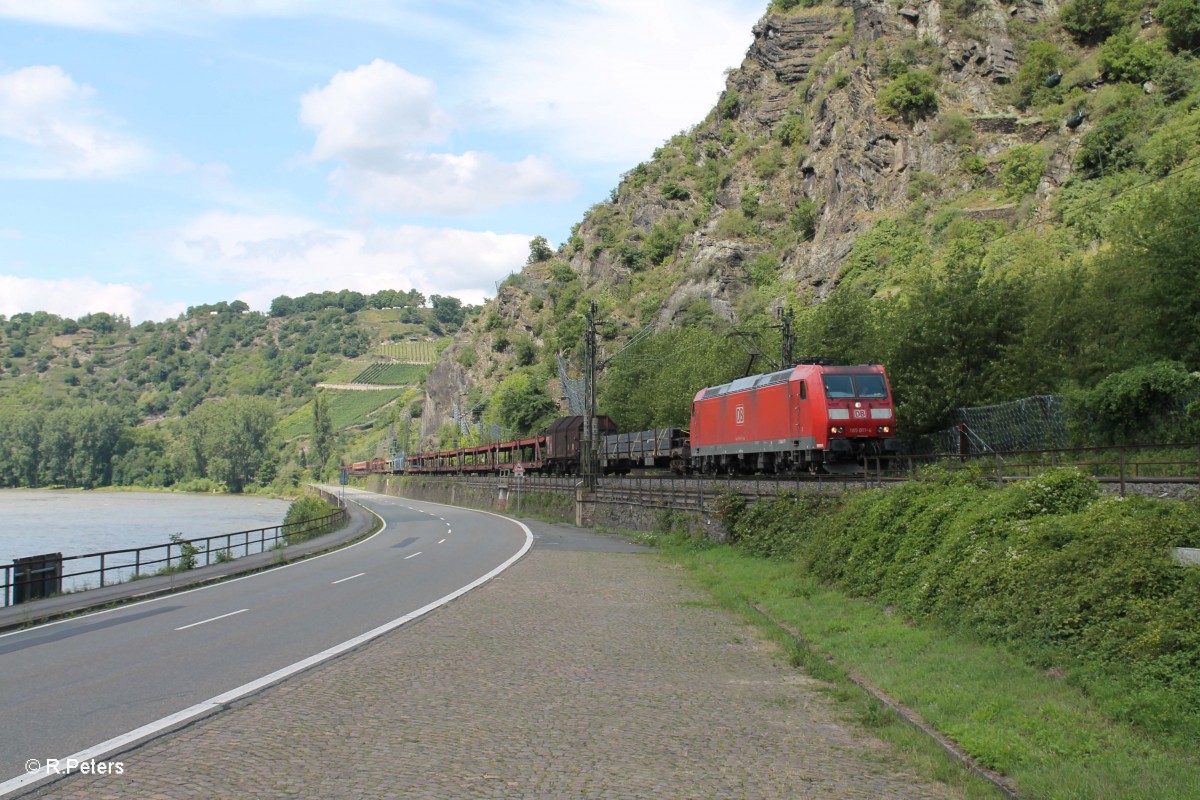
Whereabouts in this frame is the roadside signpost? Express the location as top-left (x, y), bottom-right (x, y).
top-left (513, 462), bottom-right (524, 513)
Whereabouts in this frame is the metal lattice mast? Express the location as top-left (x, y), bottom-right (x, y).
top-left (582, 300), bottom-right (598, 491)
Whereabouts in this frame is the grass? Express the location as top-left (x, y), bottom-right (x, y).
top-left (637, 534), bottom-right (1200, 800)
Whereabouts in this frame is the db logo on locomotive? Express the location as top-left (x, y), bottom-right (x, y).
top-left (735, 405), bottom-right (745, 425)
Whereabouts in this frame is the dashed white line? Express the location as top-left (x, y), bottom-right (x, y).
top-left (438, 538), bottom-right (446, 544)
top-left (404, 552), bottom-right (422, 560)
top-left (175, 609), bottom-right (247, 631)
top-left (332, 572), bottom-right (365, 585)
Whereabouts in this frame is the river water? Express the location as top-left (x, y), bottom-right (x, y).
top-left (0, 490), bottom-right (292, 593)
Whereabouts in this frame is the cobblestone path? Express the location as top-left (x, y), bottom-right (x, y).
top-left (34, 550), bottom-right (962, 800)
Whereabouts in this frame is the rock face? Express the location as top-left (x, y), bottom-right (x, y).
top-left (420, 0), bottom-right (1078, 439)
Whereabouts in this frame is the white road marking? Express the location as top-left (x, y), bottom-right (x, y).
top-left (332, 572), bottom-right (365, 585)
top-left (0, 508), bottom-right (533, 798)
top-left (438, 539), bottom-right (446, 544)
top-left (174, 609), bottom-right (247, 631)
top-left (404, 552), bottom-right (422, 560)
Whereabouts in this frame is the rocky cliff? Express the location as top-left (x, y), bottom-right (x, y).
top-left (420, 0), bottom-right (1160, 443)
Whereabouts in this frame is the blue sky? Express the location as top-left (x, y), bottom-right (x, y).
top-left (0, 1), bottom-right (764, 323)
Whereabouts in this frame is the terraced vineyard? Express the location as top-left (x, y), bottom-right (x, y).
top-left (350, 362), bottom-right (429, 386)
top-left (375, 340), bottom-right (439, 363)
top-left (278, 387), bottom-right (411, 439)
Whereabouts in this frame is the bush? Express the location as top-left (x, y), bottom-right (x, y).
top-left (777, 114), bottom-right (807, 147)
top-left (999, 144), bottom-right (1047, 197)
top-left (283, 494), bottom-right (337, 543)
top-left (1099, 31), bottom-right (1168, 83)
top-left (878, 70), bottom-right (938, 122)
top-left (1157, 0), bottom-right (1200, 51)
top-left (791, 197), bottom-right (819, 240)
top-left (1069, 361), bottom-right (1200, 445)
top-left (740, 472), bottom-right (1200, 736)
top-left (1060, 0), bottom-right (1139, 44)
top-left (931, 112), bottom-right (976, 146)
top-left (1010, 41), bottom-right (1067, 109)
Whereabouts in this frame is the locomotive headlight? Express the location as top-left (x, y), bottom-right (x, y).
top-left (830, 425), bottom-right (844, 434)
top-left (878, 425), bottom-right (891, 434)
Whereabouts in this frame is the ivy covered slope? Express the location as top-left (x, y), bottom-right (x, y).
top-left (0, 290), bottom-right (470, 490)
top-left (423, 0), bottom-right (1200, 442)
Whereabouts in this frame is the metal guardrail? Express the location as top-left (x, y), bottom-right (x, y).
top-left (2, 499), bottom-right (347, 608)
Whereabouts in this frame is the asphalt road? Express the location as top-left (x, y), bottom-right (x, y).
top-left (0, 490), bottom-right (530, 794)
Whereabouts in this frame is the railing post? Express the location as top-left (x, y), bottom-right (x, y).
top-left (1119, 449), bottom-right (1127, 497)
top-left (99, 553), bottom-right (105, 588)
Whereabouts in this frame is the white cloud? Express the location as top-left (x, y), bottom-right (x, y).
top-left (302, 60), bottom-right (576, 213)
top-left (0, 274), bottom-right (182, 323)
top-left (301, 59), bottom-right (452, 163)
top-left (169, 211), bottom-right (531, 310)
top-left (0, 65), bottom-right (148, 178)
top-left (467, 0), bottom-right (763, 164)
top-left (328, 152), bottom-right (573, 215)
top-left (0, 0), bottom-right (387, 31)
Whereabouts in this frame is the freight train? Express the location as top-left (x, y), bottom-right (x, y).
top-left (345, 361), bottom-right (899, 477)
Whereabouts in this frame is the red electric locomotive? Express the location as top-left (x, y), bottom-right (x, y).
top-left (690, 362), bottom-right (899, 474)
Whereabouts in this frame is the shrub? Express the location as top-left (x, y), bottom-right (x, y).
top-left (999, 144), bottom-right (1047, 197)
top-left (906, 171), bottom-right (941, 202)
top-left (1157, 0), bottom-right (1200, 51)
top-left (662, 182), bottom-right (690, 201)
top-left (1010, 41), bottom-right (1067, 109)
top-left (1060, 0), bottom-right (1139, 44)
top-left (718, 89), bottom-right (740, 120)
top-left (1070, 361), bottom-right (1200, 444)
top-left (878, 70), bottom-right (938, 122)
top-left (1099, 30), bottom-right (1168, 83)
top-left (791, 197), bottom-right (819, 240)
top-left (777, 114), bottom-right (808, 147)
top-left (931, 112), bottom-right (976, 146)
top-left (284, 494), bottom-right (337, 543)
top-left (168, 532), bottom-right (203, 571)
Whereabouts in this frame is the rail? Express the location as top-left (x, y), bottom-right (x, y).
top-left (384, 442), bottom-right (1200, 516)
top-left (2, 501), bottom-right (346, 608)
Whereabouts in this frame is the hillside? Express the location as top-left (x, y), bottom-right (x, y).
top-left (422, 0), bottom-right (1200, 444)
top-left (0, 290), bottom-right (470, 489)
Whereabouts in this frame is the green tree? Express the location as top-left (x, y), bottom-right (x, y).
top-left (484, 373), bottom-right (557, 434)
top-left (312, 391), bottom-right (334, 473)
top-left (181, 397), bottom-right (279, 492)
top-left (1096, 171), bottom-right (1200, 367)
top-left (527, 236), bottom-right (554, 264)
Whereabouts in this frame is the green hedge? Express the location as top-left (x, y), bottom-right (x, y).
top-left (723, 468), bottom-right (1200, 740)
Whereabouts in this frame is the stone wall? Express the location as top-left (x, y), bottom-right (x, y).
top-left (368, 475), bottom-right (576, 524)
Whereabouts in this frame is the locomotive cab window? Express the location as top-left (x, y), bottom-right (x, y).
top-left (854, 374), bottom-right (888, 398)
top-left (822, 374), bottom-right (889, 399)
top-left (822, 375), bottom-right (855, 398)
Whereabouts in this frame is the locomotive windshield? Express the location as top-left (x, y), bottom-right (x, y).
top-left (822, 373), bottom-right (889, 399)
